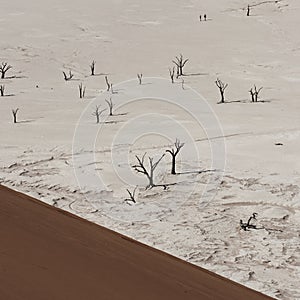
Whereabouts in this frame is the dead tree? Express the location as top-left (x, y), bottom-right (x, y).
top-left (247, 5), bottom-right (251, 16)
top-left (105, 76), bottom-right (111, 91)
top-left (137, 73), bottom-right (143, 85)
top-left (169, 67), bottom-right (175, 83)
top-left (215, 78), bottom-right (228, 103)
top-left (90, 60), bottom-right (96, 76)
top-left (63, 70), bottom-right (74, 81)
top-left (0, 85), bottom-right (5, 96)
top-left (0, 62), bottom-right (12, 79)
top-left (92, 105), bottom-right (106, 124)
top-left (132, 153), bottom-right (165, 189)
top-left (12, 108), bottom-right (19, 123)
top-left (78, 83), bottom-right (86, 99)
top-left (172, 54), bottom-right (189, 77)
top-left (240, 213), bottom-right (258, 231)
top-left (105, 98), bottom-right (114, 116)
top-left (124, 186), bottom-right (138, 204)
top-left (166, 139), bottom-right (184, 175)
top-left (249, 85), bottom-right (263, 102)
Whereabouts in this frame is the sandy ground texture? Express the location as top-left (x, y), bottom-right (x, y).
top-left (0, 185), bottom-right (275, 300)
top-left (0, 0), bottom-right (299, 299)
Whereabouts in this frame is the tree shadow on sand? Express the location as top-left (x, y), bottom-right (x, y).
top-left (177, 169), bottom-right (217, 175)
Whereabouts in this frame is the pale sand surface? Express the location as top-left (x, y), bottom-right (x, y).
top-left (0, 0), bottom-right (299, 299)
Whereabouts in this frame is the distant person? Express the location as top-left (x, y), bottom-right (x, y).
top-left (199, 15), bottom-right (202, 21)
top-left (247, 5), bottom-right (250, 16)
top-left (204, 14), bottom-right (207, 21)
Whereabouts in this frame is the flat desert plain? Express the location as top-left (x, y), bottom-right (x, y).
top-left (0, 0), bottom-right (299, 299)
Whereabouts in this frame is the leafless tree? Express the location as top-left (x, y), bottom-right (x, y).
top-left (12, 108), bottom-right (19, 123)
top-left (137, 73), bottom-right (143, 85)
top-left (249, 85), bottom-right (263, 102)
top-left (63, 70), bottom-right (74, 81)
top-left (215, 78), bottom-right (228, 103)
top-left (105, 98), bottom-right (114, 116)
top-left (105, 76), bottom-right (111, 91)
top-left (124, 186), bottom-right (138, 204)
top-left (0, 62), bottom-right (12, 79)
top-left (0, 85), bottom-right (5, 96)
top-left (169, 67), bottom-right (175, 83)
top-left (247, 5), bottom-right (251, 16)
top-left (166, 139), bottom-right (184, 175)
top-left (132, 153), bottom-right (165, 189)
top-left (240, 213), bottom-right (258, 231)
top-left (90, 60), bottom-right (96, 76)
top-left (92, 105), bottom-right (106, 124)
top-left (172, 54), bottom-right (189, 77)
top-left (78, 83), bottom-right (86, 99)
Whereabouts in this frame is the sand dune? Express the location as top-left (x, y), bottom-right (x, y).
top-left (0, 185), bottom-right (274, 300)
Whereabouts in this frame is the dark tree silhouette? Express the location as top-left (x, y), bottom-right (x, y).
top-left (78, 83), bottom-right (86, 98)
top-left (249, 85), bottom-right (263, 102)
top-left (105, 76), bottom-right (111, 91)
top-left (215, 78), bottom-right (228, 103)
top-left (63, 70), bottom-right (74, 81)
top-left (172, 54), bottom-right (189, 77)
top-left (105, 98), bottom-right (114, 116)
top-left (166, 139), bottom-right (184, 175)
top-left (92, 105), bottom-right (106, 123)
top-left (0, 62), bottom-right (12, 79)
top-left (247, 5), bottom-right (251, 16)
top-left (90, 60), bottom-right (96, 76)
top-left (0, 85), bottom-right (5, 96)
top-left (240, 213), bottom-right (258, 231)
top-left (137, 73), bottom-right (143, 85)
top-left (12, 108), bottom-right (19, 123)
top-left (132, 153), bottom-right (165, 189)
top-left (124, 186), bottom-right (138, 204)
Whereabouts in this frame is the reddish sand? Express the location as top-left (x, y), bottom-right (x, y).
top-left (0, 185), bottom-right (274, 300)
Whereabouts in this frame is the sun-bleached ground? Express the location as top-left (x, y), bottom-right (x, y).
top-left (0, 0), bottom-right (299, 299)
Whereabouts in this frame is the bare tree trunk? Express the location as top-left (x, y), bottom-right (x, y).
top-left (166, 139), bottom-right (184, 175)
top-left (105, 76), bottom-right (111, 91)
top-left (172, 54), bottom-right (189, 77)
top-left (0, 85), bottom-right (5, 96)
top-left (63, 70), bottom-right (74, 81)
top-left (78, 83), bottom-right (86, 98)
top-left (105, 98), bottom-right (114, 116)
top-left (137, 73), bottom-right (143, 85)
top-left (90, 60), bottom-right (96, 76)
top-left (124, 186), bottom-right (138, 204)
top-left (0, 62), bottom-right (12, 79)
top-left (215, 78), bottom-right (228, 103)
top-left (92, 105), bottom-right (106, 124)
top-left (12, 108), bottom-right (19, 123)
top-left (132, 153), bottom-right (165, 189)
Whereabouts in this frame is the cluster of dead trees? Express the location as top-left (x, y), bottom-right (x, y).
top-left (0, 62), bottom-right (13, 97)
top-left (92, 97), bottom-right (115, 123)
top-left (214, 78), bottom-right (263, 103)
top-left (0, 62), bottom-right (18, 123)
top-left (167, 56), bottom-right (263, 103)
top-left (168, 54), bottom-right (189, 82)
top-left (124, 139), bottom-right (185, 204)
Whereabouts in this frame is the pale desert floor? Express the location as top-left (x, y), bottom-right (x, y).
top-left (0, 0), bottom-right (300, 299)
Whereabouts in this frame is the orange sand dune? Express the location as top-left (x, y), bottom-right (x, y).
top-left (0, 185), bottom-right (273, 300)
